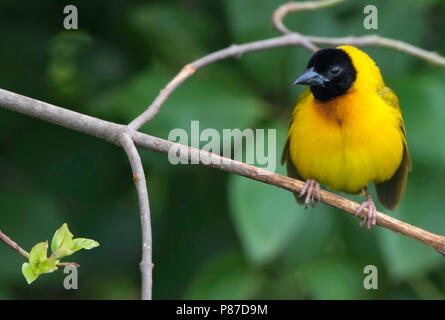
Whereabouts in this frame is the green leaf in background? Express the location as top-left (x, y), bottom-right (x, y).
top-left (229, 173), bottom-right (305, 265)
top-left (229, 122), bottom-right (308, 264)
top-left (390, 72), bottom-right (445, 167)
top-left (223, 0), bottom-right (290, 91)
top-left (126, 3), bottom-right (215, 67)
top-left (376, 166), bottom-right (445, 279)
top-left (281, 205), bottom-right (337, 267)
top-left (90, 65), bottom-right (269, 140)
top-left (363, 0), bottom-right (423, 75)
top-left (297, 258), bottom-right (367, 299)
top-left (47, 31), bottom-right (94, 100)
top-left (184, 251), bottom-right (263, 299)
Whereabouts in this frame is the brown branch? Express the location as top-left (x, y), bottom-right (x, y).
top-left (1, 87), bottom-right (443, 254)
top-left (119, 132), bottom-right (153, 300)
top-left (0, 229), bottom-right (30, 259)
top-left (0, 228), bottom-right (82, 268)
top-left (57, 262), bottom-right (80, 268)
top-left (132, 132), bottom-right (445, 255)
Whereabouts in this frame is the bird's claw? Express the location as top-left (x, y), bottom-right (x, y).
top-left (356, 199), bottom-right (377, 230)
top-left (299, 179), bottom-right (321, 208)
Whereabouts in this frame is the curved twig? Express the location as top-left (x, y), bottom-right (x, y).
top-left (127, 34), bottom-right (312, 131)
top-left (272, 0), bottom-right (345, 35)
top-left (119, 132), bottom-right (153, 300)
top-left (272, 0), bottom-right (445, 66)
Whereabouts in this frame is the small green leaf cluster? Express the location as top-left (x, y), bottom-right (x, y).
top-left (22, 223), bottom-right (99, 284)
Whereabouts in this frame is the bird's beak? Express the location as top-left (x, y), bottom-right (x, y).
top-left (293, 67), bottom-right (329, 87)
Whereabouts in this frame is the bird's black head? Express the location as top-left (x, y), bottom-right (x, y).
top-left (293, 48), bottom-right (357, 101)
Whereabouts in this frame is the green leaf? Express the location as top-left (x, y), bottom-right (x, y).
top-left (298, 258), bottom-right (368, 300)
top-left (21, 263), bottom-right (39, 285)
top-left (23, 242), bottom-right (59, 284)
top-left (51, 223), bottom-right (74, 253)
top-left (184, 251), bottom-right (263, 299)
top-left (29, 242), bottom-right (50, 266)
top-left (51, 247), bottom-right (74, 260)
top-left (71, 238), bottom-right (100, 252)
top-left (21, 224), bottom-right (99, 284)
top-left (37, 257), bottom-right (58, 274)
top-left (51, 223), bottom-right (99, 257)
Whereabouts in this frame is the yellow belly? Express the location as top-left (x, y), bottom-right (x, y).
top-left (288, 90), bottom-right (404, 193)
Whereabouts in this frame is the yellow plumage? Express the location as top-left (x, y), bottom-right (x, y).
top-left (283, 46), bottom-right (411, 211)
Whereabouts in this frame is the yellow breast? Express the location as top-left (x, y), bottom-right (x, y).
top-left (288, 89), bottom-right (404, 193)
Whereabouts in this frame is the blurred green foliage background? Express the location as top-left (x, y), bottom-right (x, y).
top-left (0, 0), bottom-right (445, 299)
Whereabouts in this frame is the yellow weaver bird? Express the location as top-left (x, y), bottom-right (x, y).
top-left (281, 45), bottom-right (412, 229)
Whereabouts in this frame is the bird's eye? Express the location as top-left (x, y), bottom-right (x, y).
top-left (329, 66), bottom-right (341, 76)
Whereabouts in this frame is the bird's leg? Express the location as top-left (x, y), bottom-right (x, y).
top-left (356, 187), bottom-right (377, 230)
top-left (299, 179), bottom-right (321, 208)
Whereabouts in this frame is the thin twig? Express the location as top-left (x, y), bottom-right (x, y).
top-left (57, 262), bottom-right (80, 268)
top-left (119, 132), bottom-right (153, 300)
top-left (0, 229), bottom-right (30, 259)
top-left (127, 34), bottom-right (313, 131)
top-left (272, 0), bottom-right (445, 66)
top-left (305, 35), bottom-right (445, 66)
top-left (0, 228), bottom-right (81, 268)
top-left (272, 0), bottom-right (345, 35)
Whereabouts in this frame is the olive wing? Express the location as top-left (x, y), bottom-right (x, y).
top-left (374, 87), bottom-right (412, 210)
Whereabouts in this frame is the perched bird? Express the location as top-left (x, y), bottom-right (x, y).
top-left (281, 46), bottom-right (412, 229)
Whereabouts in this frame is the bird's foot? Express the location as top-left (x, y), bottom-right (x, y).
top-left (355, 187), bottom-right (377, 230)
top-left (299, 179), bottom-right (320, 208)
